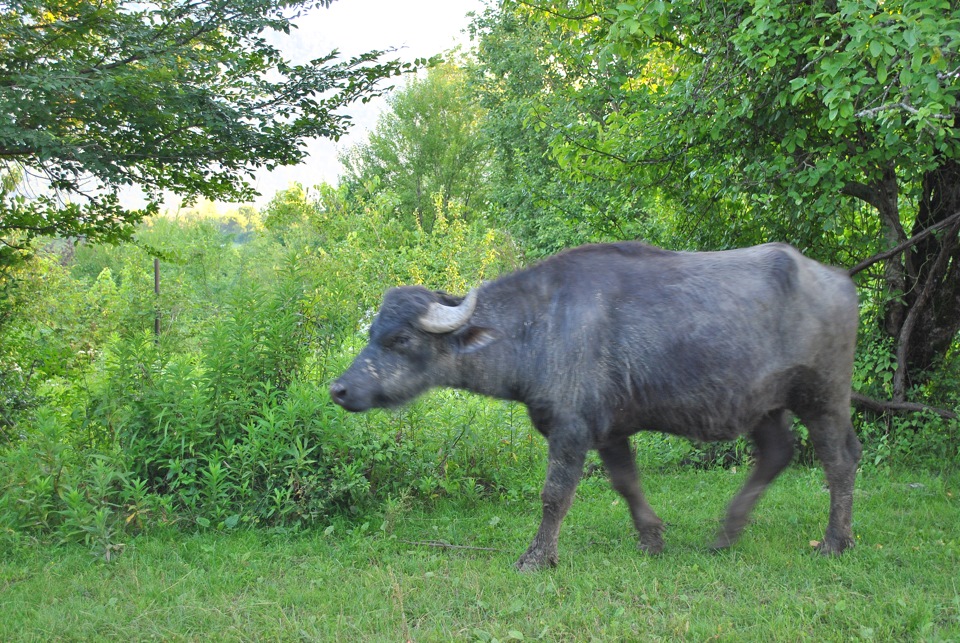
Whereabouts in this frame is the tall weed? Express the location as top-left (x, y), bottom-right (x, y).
top-left (1, 188), bottom-right (537, 550)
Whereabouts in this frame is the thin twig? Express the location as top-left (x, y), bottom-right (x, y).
top-left (400, 540), bottom-right (503, 552)
top-left (856, 101), bottom-right (953, 120)
top-left (515, 0), bottom-right (608, 24)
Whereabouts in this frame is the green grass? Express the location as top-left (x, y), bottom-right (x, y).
top-left (3, 467), bottom-right (959, 641)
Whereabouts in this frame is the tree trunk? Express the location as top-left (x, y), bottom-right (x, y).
top-left (874, 167), bottom-right (908, 340)
top-left (845, 161), bottom-right (960, 402)
top-left (903, 158), bottom-right (960, 378)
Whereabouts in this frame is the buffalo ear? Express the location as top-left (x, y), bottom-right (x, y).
top-left (455, 325), bottom-right (501, 354)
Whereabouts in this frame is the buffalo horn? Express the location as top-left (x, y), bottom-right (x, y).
top-left (417, 289), bottom-right (479, 333)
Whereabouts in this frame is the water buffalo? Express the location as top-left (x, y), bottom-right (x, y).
top-left (330, 241), bottom-right (861, 571)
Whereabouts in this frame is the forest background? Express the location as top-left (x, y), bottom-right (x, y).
top-left (1, 0), bottom-right (959, 564)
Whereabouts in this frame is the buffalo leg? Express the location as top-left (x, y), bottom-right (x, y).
top-left (714, 410), bottom-right (795, 550)
top-left (598, 438), bottom-right (664, 554)
top-left (805, 409), bottom-right (861, 555)
top-left (515, 429), bottom-right (588, 572)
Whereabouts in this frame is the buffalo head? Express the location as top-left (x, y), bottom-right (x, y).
top-left (329, 286), bottom-right (496, 412)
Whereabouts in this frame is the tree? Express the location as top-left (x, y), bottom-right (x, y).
top-left (339, 61), bottom-right (489, 231)
top-left (0, 0), bottom-right (411, 259)
top-left (470, 5), bottom-right (660, 256)
top-left (481, 0), bottom-right (959, 400)
top-left (261, 182), bottom-right (319, 247)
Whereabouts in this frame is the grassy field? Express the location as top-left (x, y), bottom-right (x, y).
top-left (2, 466), bottom-right (958, 641)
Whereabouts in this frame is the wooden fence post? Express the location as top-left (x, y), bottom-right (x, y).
top-left (154, 257), bottom-right (161, 340)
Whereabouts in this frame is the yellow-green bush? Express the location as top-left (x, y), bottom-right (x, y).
top-left (0, 185), bottom-right (538, 553)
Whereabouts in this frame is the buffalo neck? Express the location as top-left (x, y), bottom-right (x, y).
top-left (451, 273), bottom-right (553, 403)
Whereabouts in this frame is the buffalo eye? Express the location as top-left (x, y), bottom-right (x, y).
top-left (386, 332), bottom-right (413, 350)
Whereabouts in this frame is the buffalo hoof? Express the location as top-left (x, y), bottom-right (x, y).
top-left (515, 548), bottom-right (558, 572)
top-left (711, 530), bottom-right (740, 552)
top-left (638, 525), bottom-right (665, 555)
top-left (815, 535), bottom-right (855, 556)
top-left (712, 513), bottom-right (752, 552)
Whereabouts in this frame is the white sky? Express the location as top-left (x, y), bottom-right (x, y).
top-left (240, 0), bottom-right (487, 208)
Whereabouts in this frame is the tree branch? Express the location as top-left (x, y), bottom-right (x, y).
top-left (840, 181), bottom-right (881, 211)
top-left (851, 392), bottom-right (957, 420)
top-left (938, 64), bottom-right (960, 81)
top-left (514, 0), bottom-right (607, 23)
top-left (856, 101), bottom-right (954, 120)
top-left (848, 209), bottom-right (960, 277)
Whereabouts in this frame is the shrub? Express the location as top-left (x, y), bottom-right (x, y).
top-left (0, 188), bottom-right (538, 550)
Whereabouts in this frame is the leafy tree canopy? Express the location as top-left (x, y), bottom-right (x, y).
top-left (340, 60), bottom-right (489, 231)
top-left (0, 0), bottom-right (414, 255)
top-left (476, 0), bottom-right (960, 396)
top-left (492, 0), bottom-right (958, 245)
top-left (470, 6), bottom-right (654, 256)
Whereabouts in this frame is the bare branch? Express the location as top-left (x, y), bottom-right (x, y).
top-left (856, 102), bottom-right (953, 120)
top-left (840, 181), bottom-right (882, 211)
top-left (514, 0), bottom-right (607, 23)
top-left (851, 392), bottom-right (957, 420)
top-left (800, 34), bottom-right (852, 73)
top-left (848, 209), bottom-right (960, 277)
top-left (937, 65), bottom-right (960, 81)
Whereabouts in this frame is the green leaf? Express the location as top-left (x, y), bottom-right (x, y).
top-left (0, 0), bottom-right (405, 252)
